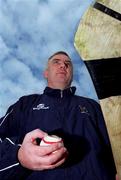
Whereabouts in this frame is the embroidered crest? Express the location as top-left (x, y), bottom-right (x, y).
top-left (78, 105), bottom-right (89, 115)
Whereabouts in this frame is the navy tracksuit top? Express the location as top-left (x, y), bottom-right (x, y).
top-left (0, 87), bottom-right (116, 179)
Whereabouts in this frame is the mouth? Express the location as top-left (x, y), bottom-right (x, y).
top-left (57, 71), bottom-right (66, 75)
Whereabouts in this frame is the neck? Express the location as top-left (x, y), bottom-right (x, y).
top-left (47, 83), bottom-right (70, 90)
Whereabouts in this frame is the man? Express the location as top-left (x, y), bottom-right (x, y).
top-left (0, 51), bottom-right (116, 179)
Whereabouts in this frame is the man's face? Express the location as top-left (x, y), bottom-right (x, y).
top-left (44, 53), bottom-right (73, 89)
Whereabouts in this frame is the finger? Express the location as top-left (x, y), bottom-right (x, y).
top-left (49, 156), bottom-right (67, 168)
top-left (27, 149), bottom-right (68, 171)
top-left (40, 147), bottom-right (67, 165)
top-left (38, 156), bottom-right (67, 171)
top-left (35, 143), bottom-right (64, 156)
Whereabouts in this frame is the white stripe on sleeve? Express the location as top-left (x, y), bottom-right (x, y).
top-left (0, 109), bottom-right (13, 127)
top-left (0, 163), bottom-right (19, 172)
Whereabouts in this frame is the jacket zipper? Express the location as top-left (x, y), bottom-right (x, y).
top-left (60, 90), bottom-right (63, 98)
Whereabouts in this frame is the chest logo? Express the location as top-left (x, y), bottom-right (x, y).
top-left (78, 105), bottom-right (89, 115)
top-left (33, 103), bottom-right (49, 110)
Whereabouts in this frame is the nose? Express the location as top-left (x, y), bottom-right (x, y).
top-left (60, 62), bottom-right (66, 69)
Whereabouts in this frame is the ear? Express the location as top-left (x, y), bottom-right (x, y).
top-left (43, 69), bottom-right (48, 79)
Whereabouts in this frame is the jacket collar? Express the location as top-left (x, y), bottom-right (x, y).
top-left (44, 86), bottom-right (76, 98)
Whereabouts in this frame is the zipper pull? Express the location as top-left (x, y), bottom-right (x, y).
top-left (60, 90), bottom-right (63, 98)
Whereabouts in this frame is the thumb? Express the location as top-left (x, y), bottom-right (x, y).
top-left (25, 129), bottom-right (48, 143)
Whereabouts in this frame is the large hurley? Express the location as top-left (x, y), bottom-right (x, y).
top-left (74, 0), bottom-right (121, 178)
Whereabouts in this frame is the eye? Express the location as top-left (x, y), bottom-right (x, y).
top-left (52, 59), bottom-right (60, 64)
top-left (65, 61), bottom-right (72, 67)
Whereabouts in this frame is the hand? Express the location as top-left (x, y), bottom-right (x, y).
top-left (116, 174), bottom-right (119, 180)
top-left (18, 129), bottom-right (68, 170)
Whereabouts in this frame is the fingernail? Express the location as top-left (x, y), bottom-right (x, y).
top-left (58, 143), bottom-right (63, 148)
top-left (63, 147), bottom-right (67, 152)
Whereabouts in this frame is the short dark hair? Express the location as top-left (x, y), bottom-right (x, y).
top-left (48, 51), bottom-right (71, 61)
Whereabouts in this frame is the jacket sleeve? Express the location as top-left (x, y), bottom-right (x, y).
top-left (0, 99), bottom-right (31, 179)
top-left (87, 99), bottom-right (117, 177)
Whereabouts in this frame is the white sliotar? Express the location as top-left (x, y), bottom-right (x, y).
top-left (40, 135), bottom-right (63, 146)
